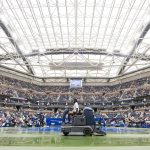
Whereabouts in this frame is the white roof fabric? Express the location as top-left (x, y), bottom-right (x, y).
top-left (0, 0), bottom-right (150, 78)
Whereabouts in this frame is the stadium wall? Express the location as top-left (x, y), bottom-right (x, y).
top-left (0, 65), bottom-right (150, 86)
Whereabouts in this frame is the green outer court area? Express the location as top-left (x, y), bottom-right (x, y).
top-left (0, 147), bottom-right (150, 150)
top-left (0, 133), bottom-right (150, 146)
top-left (0, 127), bottom-right (150, 150)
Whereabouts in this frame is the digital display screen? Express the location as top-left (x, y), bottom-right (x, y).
top-left (70, 79), bottom-right (82, 88)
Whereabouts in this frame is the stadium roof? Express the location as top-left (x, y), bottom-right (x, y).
top-left (0, 0), bottom-right (150, 78)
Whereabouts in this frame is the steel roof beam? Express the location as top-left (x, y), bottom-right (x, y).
top-left (1, 48), bottom-right (150, 61)
top-left (118, 21), bottom-right (150, 75)
top-left (0, 20), bottom-right (34, 75)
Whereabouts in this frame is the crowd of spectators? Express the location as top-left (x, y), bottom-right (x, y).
top-left (1, 74), bottom-right (150, 129)
top-left (0, 107), bottom-right (150, 128)
top-left (99, 109), bottom-right (150, 128)
top-left (1, 75), bottom-right (150, 104)
top-left (0, 109), bottom-right (45, 127)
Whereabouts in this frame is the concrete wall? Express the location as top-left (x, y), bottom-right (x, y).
top-left (0, 66), bottom-right (150, 87)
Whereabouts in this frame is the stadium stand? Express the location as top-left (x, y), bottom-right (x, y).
top-left (0, 75), bottom-right (150, 128)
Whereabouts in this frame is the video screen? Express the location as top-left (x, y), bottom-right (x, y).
top-left (70, 79), bottom-right (82, 88)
